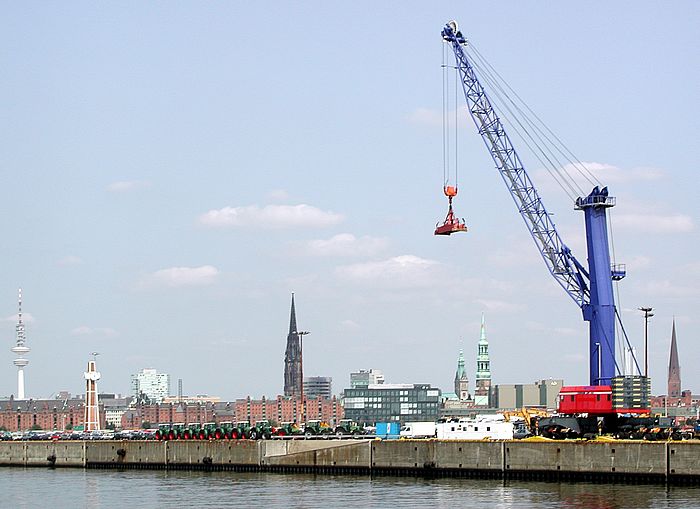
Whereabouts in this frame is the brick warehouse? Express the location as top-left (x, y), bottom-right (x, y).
top-left (0, 398), bottom-right (105, 431)
top-left (121, 395), bottom-right (343, 429)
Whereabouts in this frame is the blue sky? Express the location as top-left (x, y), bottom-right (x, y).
top-left (1, 2), bottom-right (698, 400)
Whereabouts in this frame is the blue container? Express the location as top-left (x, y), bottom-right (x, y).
top-left (376, 422), bottom-right (400, 439)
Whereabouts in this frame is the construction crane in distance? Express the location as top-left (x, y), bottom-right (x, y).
top-left (440, 21), bottom-right (636, 387)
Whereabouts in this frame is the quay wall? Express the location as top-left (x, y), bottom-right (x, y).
top-left (2, 439), bottom-right (700, 483)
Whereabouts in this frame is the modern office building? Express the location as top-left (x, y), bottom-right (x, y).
top-left (342, 383), bottom-right (441, 425)
top-left (350, 369), bottom-right (384, 389)
top-left (100, 394), bottom-right (133, 429)
top-left (131, 368), bottom-right (170, 404)
top-left (304, 376), bottom-right (332, 399)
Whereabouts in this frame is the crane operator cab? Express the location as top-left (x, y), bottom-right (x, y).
top-left (435, 185), bottom-right (468, 235)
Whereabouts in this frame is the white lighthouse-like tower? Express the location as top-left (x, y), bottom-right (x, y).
top-left (11, 289), bottom-right (30, 400)
top-left (84, 355), bottom-right (101, 431)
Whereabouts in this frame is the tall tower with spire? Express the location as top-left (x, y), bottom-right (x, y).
top-left (454, 349), bottom-right (471, 401)
top-left (668, 319), bottom-right (681, 399)
top-left (11, 289), bottom-right (30, 400)
top-left (474, 314), bottom-right (491, 407)
top-left (283, 293), bottom-right (302, 397)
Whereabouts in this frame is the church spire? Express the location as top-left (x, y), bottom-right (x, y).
top-left (474, 313), bottom-right (491, 407)
top-left (478, 312), bottom-right (487, 344)
top-left (454, 348), bottom-right (470, 401)
top-left (283, 293), bottom-right (302, 397)
top-left (289, 292), bottom-right (298, 335)
top-left (668, 319), bottom-right (681, 398)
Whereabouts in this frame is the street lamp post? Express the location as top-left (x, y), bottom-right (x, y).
top-left (639, 307), bottom-right (653, 378)
top-left (294, 331), bottom-right (310, 424)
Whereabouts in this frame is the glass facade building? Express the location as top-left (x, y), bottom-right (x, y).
top-left (304, 376), bottom-right (332, 399)
top-left (342, 383), bottom-right (441, 425)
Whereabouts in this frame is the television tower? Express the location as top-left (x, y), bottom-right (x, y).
top-left (84, 354), bottom-right (101, 431)
top-left (11, 288), bottom-right (30, 400)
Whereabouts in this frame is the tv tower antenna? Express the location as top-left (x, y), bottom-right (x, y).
top-left (11, 288), bottom-right (30, 400)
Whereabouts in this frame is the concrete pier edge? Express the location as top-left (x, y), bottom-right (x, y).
top-left (2, 439), bottom-right (700, 485)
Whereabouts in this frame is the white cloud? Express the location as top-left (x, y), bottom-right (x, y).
top-left (682, 261), bottom-right (700, 275)
top-left (2, 312), bottom-right (35, 324)
top-left (108, 180), bottom-right (150, 192)
top-left (533, 162), bottom-right (664, 195)
top-left (304, 233), bottom-right (389, 257)
top-left (642, 279), bottom-right (700, 298)
top-left (560, 162), bottom-right (664, 185)
top-left (199, 204), bottom-right (343, 229)
top-left (614, 213), bottom-right (693, 233)
top-left (149, 265), bottom-right (219, 287)
top-left (57, 255), bottom-right (83, 267)
top-left (267, 189), bottom-right (290, 201)
top-left (625, 255), bottom-right (652, 271)
top-left (71, 326), bottom-right (118, 337)
top-left (488, 244), bottom-right (540, 268)
top-left (406, 107), bottom-right (442, 127)
top-left (336, 255), bottom-right (441, 288)
top-left (475, 299), bottom-right (523, 313)
top-left (340, 319), bottom-right (361, 330)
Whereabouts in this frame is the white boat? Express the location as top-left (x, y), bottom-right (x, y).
top-left (436, 414), bottom-right (514, 440)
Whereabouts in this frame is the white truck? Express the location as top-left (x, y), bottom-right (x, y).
top-left (399, 421), bottom-right (436, 439)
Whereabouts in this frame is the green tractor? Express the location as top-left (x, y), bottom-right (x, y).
top-left (213, 421), bottom-right (235, 440)
top-left (303, 420), bottom-right (334, 438)
top-left (155, 423), bottom-right (187, 440)
top-left (229, 421), bottom-right (252, 439)
top-left (334, 419), bottom-right (365, 438)
top-left (155, 423), bottom-right (171, 440)
top-left (248, 420), bottom-right (275, 440)
top-left (275, 422), bottom-right (303, 437)
top-left (188, 422), bottom-right (217, 440)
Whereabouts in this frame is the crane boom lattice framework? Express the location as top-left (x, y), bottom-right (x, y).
top-left (441, 21), bottom-right (628, 386)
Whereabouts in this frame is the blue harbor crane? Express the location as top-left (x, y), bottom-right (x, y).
top-left (441, 21), bottom-right (628, 386)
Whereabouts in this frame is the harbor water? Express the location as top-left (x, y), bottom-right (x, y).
top-left (2, 468), bottom-right (700, 508)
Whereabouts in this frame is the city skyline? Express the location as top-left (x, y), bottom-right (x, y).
top-left (1, 3), bottom-right (698, 400)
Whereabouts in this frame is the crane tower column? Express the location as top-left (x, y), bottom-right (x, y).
top-left (577, 187), bottom-right (620, 385)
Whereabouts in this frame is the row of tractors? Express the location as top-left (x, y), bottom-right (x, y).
top-left (154, 419), bottom-right (367, 441)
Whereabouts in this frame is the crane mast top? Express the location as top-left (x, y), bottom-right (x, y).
top-left (441, 21), bottom-right (626, 386)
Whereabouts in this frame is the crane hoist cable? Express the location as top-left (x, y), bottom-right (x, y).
top-left (465, 42), bottom-right (602, 201)
top-left (435, 41), bottom-right (468, 236)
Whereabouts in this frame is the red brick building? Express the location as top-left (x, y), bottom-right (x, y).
top-left (0, 398), bottom-right (105, 432)
top-left (121, 396), bottom-right (343, 429)
top-left (121, 402), bottom-right (225, 429)
top-left (233, 395), bottom-right (343, 425)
